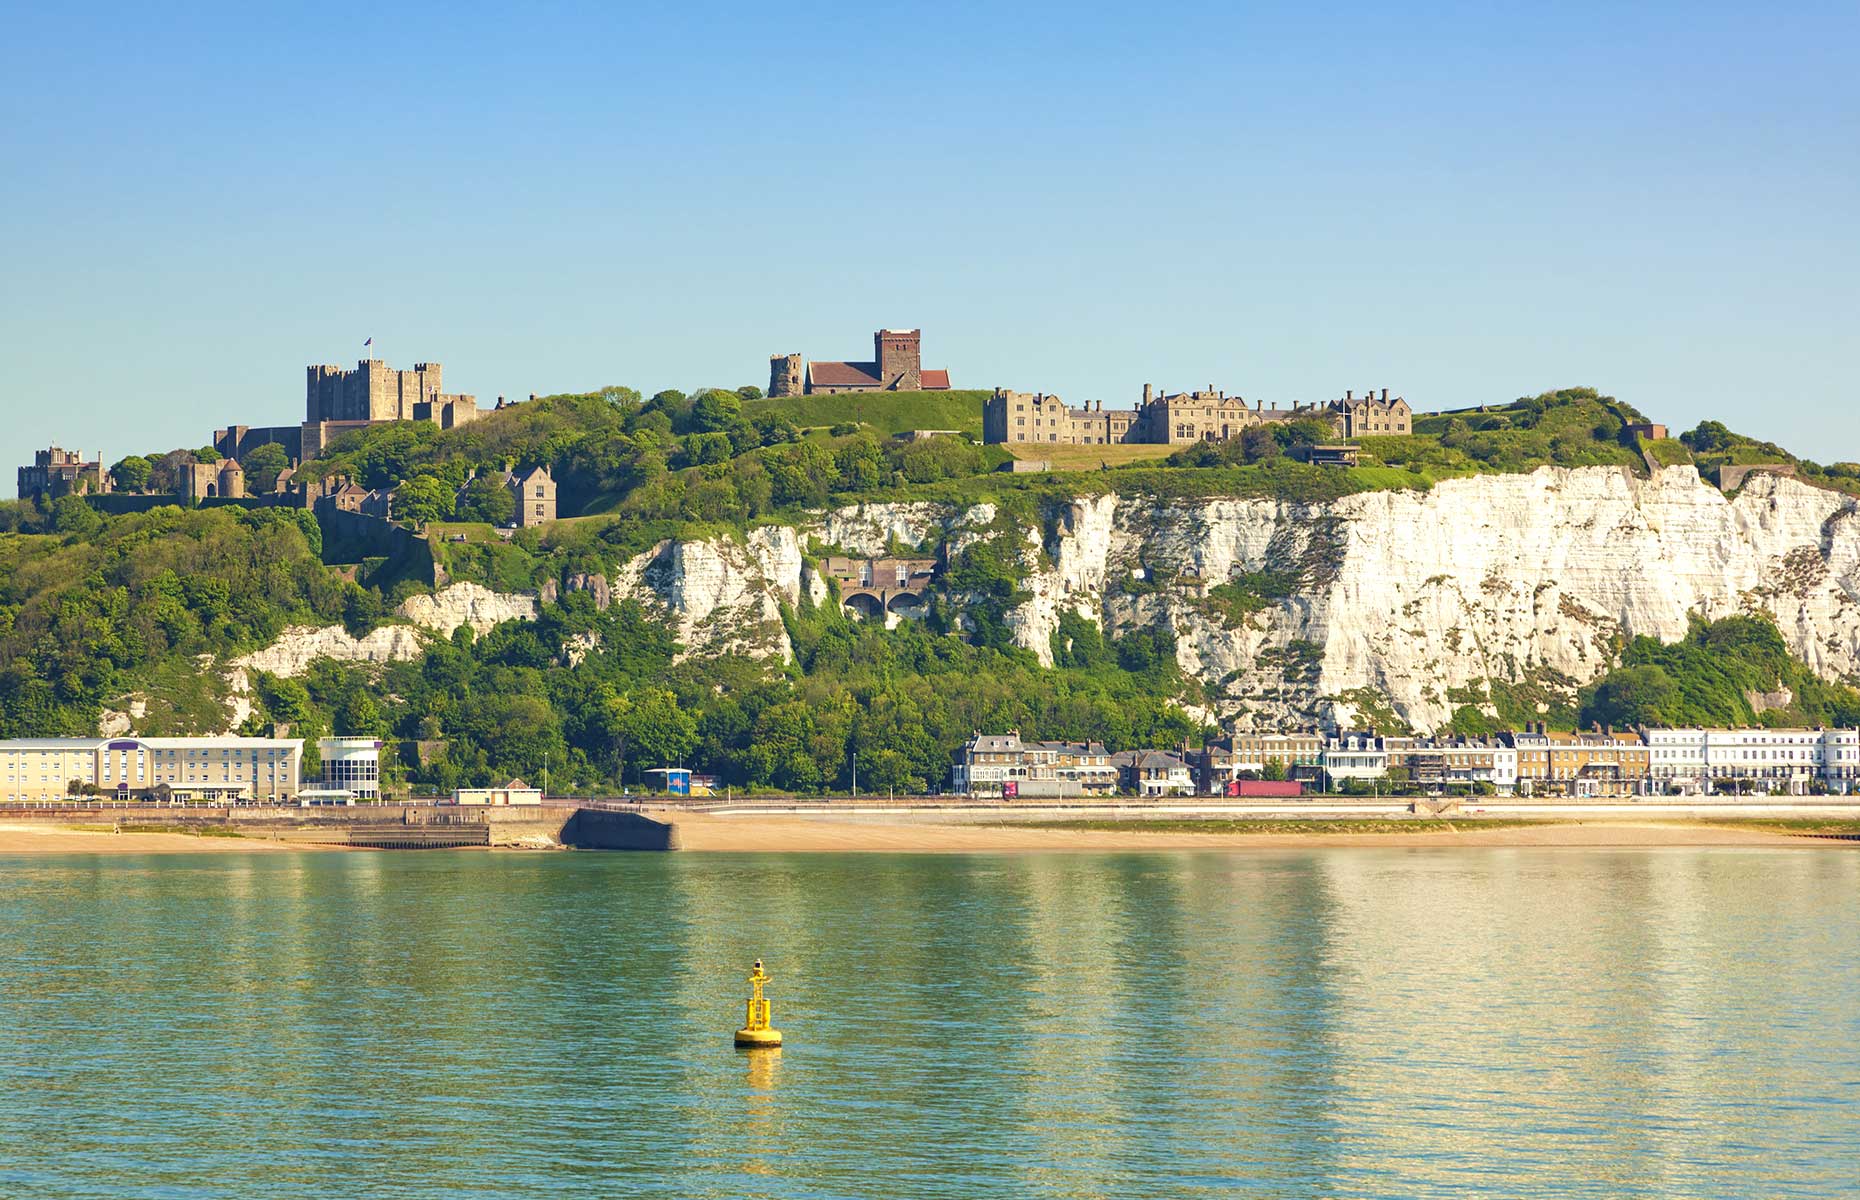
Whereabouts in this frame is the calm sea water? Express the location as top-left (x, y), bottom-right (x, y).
top-left (1, 848), bottom-right (1856, 1198)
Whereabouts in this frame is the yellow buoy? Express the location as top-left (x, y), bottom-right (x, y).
top-left (734, 958), bottom-right (782, 1048)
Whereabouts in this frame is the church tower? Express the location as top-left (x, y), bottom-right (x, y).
top-left (874, 329), bottom-right (922, 391)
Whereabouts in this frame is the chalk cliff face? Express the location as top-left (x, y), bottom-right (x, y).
top-left (233, 583), bottom-right (538, 679)
top-left (610, 527), bottom-right (800, 661)
top-left (219, 467), bottom-right (1858, 734)
top-left (607, 466), bottom-right (1859, 731)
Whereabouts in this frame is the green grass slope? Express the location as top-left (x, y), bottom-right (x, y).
top-left (744, 390), bottom-right (989, 438)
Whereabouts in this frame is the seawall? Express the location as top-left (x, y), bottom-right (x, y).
top-left (0, 803), bottom-right (680, 852)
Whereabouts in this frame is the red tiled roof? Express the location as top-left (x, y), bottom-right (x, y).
top-left (807, 360), bottom-right (881, 388)
top-left (919, 369), bottom-right (951, 389)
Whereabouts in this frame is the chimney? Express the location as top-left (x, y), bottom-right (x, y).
top-left (1346, 389), bottom-right (1354, 401)
top-left (1143, 383), bottom-right (1153, 404)
top-left (1381, 388), bottom-right (1389, 402)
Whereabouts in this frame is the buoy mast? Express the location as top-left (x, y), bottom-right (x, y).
top-left (735, 959), bottom-right (782, 1048)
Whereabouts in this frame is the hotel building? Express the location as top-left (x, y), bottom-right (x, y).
top-left (0, 736), bottom-right (304, 804)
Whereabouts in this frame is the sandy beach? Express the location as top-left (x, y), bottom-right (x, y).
top-left (2, 813), bottom-right (1848, 856)
top-left (0, 821), bottom-right (319, 855)
top-left (656, 812), bottom-right (1832, 852)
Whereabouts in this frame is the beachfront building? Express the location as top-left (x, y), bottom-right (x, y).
top-left (1643, 727), bottom-right (1710, 794)
top-left (1505, 725), bottom-right (1650, 798)
top-left (1115, 750), bottom-right (1196, 797)
top-left (1321, 732), bottom-right (1391, 786)
top-left (950, 731), bottom-right (1118, 798)
top-left (0, 736), bottom-right (305, 804)
top-left (317, 737), bottom-right (381, 801)
top-left (1826, 729), bottom-right (1860, 794)
top-left (1196, 731), bottom-right (1326, 794)
top-left (1405, 736), bottom-right (1519, 794)
top-left (454, 777), bottom-right (542, 806)
top-left (1643, 727), bottom-right (1859, 796)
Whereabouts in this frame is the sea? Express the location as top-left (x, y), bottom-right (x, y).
top-left (1, 848), bottom-right (1856, 1198)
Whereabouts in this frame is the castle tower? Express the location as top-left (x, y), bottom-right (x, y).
top-left (769, 353), bottom-right (803, 398)
top-left (217, 458), bottom-right (246, 500)
top-left (875, 329), bottom-right (922, 391)
top-left (306, 365), bottom-right (347, 422)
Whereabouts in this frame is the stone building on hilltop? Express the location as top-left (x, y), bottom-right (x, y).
top-left (214, 358), bottom-right (486, 465)
top-left (984, 382), bottom-right (1411, 448)
top-left (509, 465), bottom-right (556, 528)
top-left (767, 329), bottom-right (952, 397)
top-left (18, 447), bottom-right (108, 500)
top-left (181, 458), bottom-right (245, 504)
top-left (1326, 389), bottom-right (1412, 437)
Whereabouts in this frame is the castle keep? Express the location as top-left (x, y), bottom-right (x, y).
top-left (215, 358), bottom-right (485, 464)
top-left (984, 384), bottom-right (1410, 447)
top-left (767, 329), bottom-right (952, 396)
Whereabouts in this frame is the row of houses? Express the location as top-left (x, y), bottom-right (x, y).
top-left (950, 725), bottom-right (1860, 799)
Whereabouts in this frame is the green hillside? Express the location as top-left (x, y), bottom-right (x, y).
top-left (744, 389), bottom-right (989, 438)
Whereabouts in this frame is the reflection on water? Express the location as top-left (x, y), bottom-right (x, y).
top-left (0, 849), bottom-right (1856, 1198)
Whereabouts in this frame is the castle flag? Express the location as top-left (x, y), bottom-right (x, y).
top-left (363, 337), bottom-right (372, 347)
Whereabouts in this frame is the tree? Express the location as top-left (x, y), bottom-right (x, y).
top-left (147, 450), bottom-right (195, 494)
top-left (110, 455), bottom-right (153, 493)
top-left (736, 385), bottom-right (764, 401)
top-left (455, 476), bottom-right (515, 525)
top-left (762, 442), bottom-right (836, 508)
top-left (645, 390), bottom-right (692, 432)
top-left (1581, 664), bottom-right (1676, 729)
top-left (833, 436), bottom-right (888, 492)
top-left (691, 389), bottom-right (744, 434)
top-left (194, 446), bottom-right (222, 464)
top-left (241, 443), bottom-right (289, 493)
top-left (1683, 420), bottom-right (1734, 453)
top-left (685, 432), bottom-right (734, 466)
top-left (622, 689), bottom-right (699, 779)
top-left (598, 386), bottom-right (642, 411)
top-left (1274, 418), bottom-right (1335, 448)
top-left (1239, 425), bottom-right (1280, 464)
top-left (49, 494), bottom-right (102, 537)
top-left (393, 475), bottom-right (453, 526)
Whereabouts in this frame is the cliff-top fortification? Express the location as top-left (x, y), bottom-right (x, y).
top-left (768, 328), bottom-right (952, 397)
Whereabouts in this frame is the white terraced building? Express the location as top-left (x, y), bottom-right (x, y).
top-left (0, 736), bottom-right (304, 804)
top-left (1642, 727), bottom-right (1859, 796)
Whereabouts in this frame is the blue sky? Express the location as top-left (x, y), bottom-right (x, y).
top-left (3, 0), bottom-right (1856, 474)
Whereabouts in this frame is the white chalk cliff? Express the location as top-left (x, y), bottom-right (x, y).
top-left (605, 466), bottom-right (1859, 730)
top-left (233, 582), bottom-right (539, 679)
top-left (222, 466), bottom-right (1858, 734)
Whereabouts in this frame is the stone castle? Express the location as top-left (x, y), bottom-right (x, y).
top-left (17, 447), bottom-right (107, 500)
top-left (215, 358), bottom-right (485, 464)
top-left (768, 329), bottom-right (952, 396)
top-left (984, 385), bottom-right (1410, 447)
